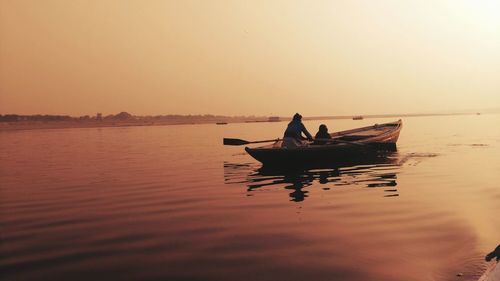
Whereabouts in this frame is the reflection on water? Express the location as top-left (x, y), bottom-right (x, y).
top-left (225, 152), bottom-right (401, 201)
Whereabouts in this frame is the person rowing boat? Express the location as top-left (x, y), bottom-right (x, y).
top-left (282, 113), bottom-right (313, 148)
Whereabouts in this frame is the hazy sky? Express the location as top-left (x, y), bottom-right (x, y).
top-left (1, 0), bottom-right (499, 116)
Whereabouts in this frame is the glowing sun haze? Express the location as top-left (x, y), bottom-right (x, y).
top-left (1, 0), bottom-right (499, 116)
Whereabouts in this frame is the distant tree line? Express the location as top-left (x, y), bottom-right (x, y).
top-left (0, 114), bottom-right (74, 122)
top-left (0, 112), bottom-right (267, 122)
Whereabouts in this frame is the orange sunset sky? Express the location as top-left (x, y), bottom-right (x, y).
top-left (1, 0), bottom-right (499, 116)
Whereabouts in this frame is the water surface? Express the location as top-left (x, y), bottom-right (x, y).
top-left (1, 115), bottom-right (499, 281)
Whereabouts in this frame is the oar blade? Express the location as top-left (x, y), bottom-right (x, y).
top-left (223, 138), bottom-right (250, 146)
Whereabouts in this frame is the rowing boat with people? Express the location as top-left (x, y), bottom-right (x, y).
top-left (224, 120), bottom-right (402, 166)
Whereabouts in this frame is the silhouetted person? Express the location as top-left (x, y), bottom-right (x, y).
top-left (313, 124), bottom-right (332, 145)
top-left (485, 244), bottom-right (500, 262)
top-left (282, 113), bottom-right (313, 148)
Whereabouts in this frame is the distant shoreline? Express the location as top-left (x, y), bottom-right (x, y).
top-left (0, 119), bottom-right (248, 132)
top-left (0, 112), bottom-right (492, 132)
top-left (303, 112), bottom-right (488, 121)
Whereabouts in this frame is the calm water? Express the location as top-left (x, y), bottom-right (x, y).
top-left (1, 115), bottom-right (499, 281)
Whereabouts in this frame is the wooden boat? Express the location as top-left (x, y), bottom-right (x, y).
top-left (245, 120), bottom-right (402, 166)
top-left (353, 115), bottom-right (364, 120)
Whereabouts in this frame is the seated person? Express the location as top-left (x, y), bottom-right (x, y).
top-left (313, 124), bottom-right (332, 145)
top-left (282, 113), bottom-right (313, 148)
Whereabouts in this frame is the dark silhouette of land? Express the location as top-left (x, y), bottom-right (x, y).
top-left (1, 109), bottom-right (498, 131)
top-left (0, 112), bottom-right (271, 131)
top-left (485, 244), bottom-right (500, 262)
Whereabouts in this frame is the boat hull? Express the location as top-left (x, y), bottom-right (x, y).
top-left (246, 143), bottom-right (396, 167)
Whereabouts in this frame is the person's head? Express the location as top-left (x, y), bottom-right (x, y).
top-left (319, 124), bottom-right (328, 133)
top-left (293, 113), bottom-right (302, 121)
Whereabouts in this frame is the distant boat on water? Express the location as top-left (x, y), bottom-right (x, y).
top-left (353, 116), bottom-right (363, 120)
top-left (216, 122), bottom-right (228, 125)
top-left (268, 116), bottom-right (281, 122)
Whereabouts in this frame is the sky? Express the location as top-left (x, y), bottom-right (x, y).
top-left (0, 0), bottom-right (499, 116)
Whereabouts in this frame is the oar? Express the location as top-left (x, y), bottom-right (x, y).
top-left (223, 138), bottom-right (280, 146)
top-left (224, 137), bottom-right (363, 146)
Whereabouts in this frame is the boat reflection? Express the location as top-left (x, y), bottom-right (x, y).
top-left (224, 151), bottom-right (401, 202)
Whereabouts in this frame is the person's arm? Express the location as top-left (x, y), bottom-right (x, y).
top-left (301, 124), bottom-right (313, 141)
